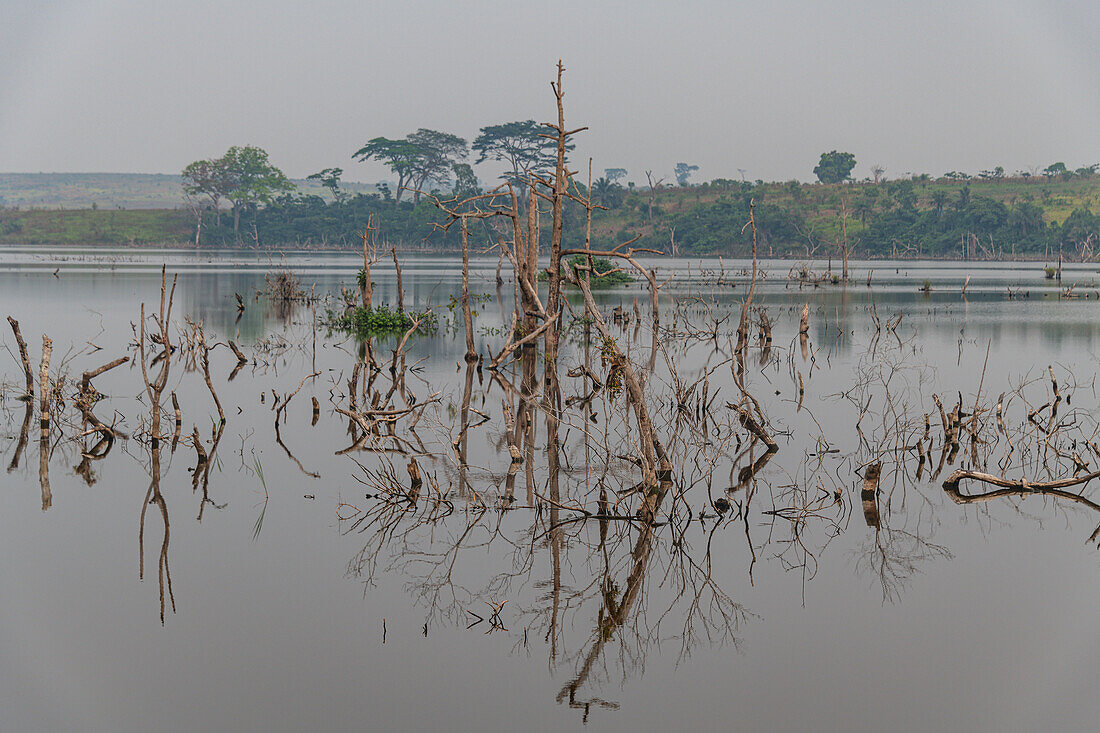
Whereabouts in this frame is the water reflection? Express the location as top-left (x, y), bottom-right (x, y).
top-left (5, 251), bottom-right (1100, 729)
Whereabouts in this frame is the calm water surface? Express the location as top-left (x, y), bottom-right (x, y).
top-left (2, 246), bottom-right (1100, 732)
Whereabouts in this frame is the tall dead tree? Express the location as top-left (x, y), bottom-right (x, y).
top-left (536, 61), bottom-right (588, 378)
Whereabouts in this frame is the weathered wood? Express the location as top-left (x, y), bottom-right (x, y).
top-left (7, 316), bottom-right (33, 397)
top-left (861, 463), bottom-right (882, 528)
top-left (38, 335), bottom-right (52, 432)
top-left (228, 340), bottom-right (248, 364)
top-left (460, 217), bottom-right (476, 362)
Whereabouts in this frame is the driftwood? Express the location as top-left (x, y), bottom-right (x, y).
top-left (942, 468), bottom-right (1100, 544)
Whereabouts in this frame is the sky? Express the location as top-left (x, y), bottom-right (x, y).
top-left (1, 0), bottom-right (1097, 185)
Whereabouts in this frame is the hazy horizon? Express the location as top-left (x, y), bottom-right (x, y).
top-left (2, 1), bottom-right (1097, 186)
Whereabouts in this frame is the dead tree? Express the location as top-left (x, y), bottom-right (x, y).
top-left (533, 60), bottom-right (587, 377)
top-left (834, 194), bottom-right (855, 281)
top-left (421, 184), bottom-right (549, 368)
top-left (7, 316), bottom-right (33, 398)
top-left (359, 214), bottom-right (381, 308)
top-left (569, 262), bottom-right (670, 498)
top-left (459, 217), bottom-right (476, 362)
top-left (943, 468), bottom-right (1100, 544)
top-left (644, 170), bottom-right (665, 224)
top-left (38, 334), bottom-right (52, 511)
top-left (391, 244), bottom-right (405, 312)
top-left (736, 200), bottom-right (760, 358)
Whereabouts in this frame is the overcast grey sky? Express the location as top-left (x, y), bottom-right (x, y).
top-left (1, 0), bottom-right (1097, 184)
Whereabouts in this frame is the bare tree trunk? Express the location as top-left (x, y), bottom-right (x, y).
top-left (461, 217), bottom-right (476, 362)
top-left (840, 198), bottom-right (850, 281)
top-left (544, 95), bottom-right (566, 373)
top-left (360, 217), bottom-right (379, 308)
top-left (520, 347), bottom-right (538, 505)
top-left (7, 316), bottom-right (33, 397)
top-left (361, 242), bottom-right (372, 308)
top-left (39, 335), bottom-right (52, 433)
top-left (38, 335), bottom-right (52, 511)
top-left (736, 200), bottom-right (759, 358)
top-left (645, 171), bottom-right (665, 225)
top-left (391, 245), bottom-right (404, 312)
top-left (522, 184), bottom-right (539, 338)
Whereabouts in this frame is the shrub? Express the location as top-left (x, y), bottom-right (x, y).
top-left (264, 269), bottom-right (303, 301)
top-left (540, 255), bottom-right (633, 288)
top-left (325, 304), bottom-right (436, 337)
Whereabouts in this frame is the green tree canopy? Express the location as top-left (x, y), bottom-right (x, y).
top-left (674, 163), bottom-right (700, 187)
top-left (1043, 162), bottom-right (1068, 179)
top-left (473, 120), bottom-right (571, 191)
top-left (452, 163), bottom-right (480, 198)
top-left (406, 128), bottom-right (468, 202)
top-left (813, 151), bottom-right (857, 184)
top-left (929, 190), bottom-right (948, 219)
top-left (219, 145), bottom-right (293, 230)
top-left (182, 145), bottom-right (291, 231)
top-left (352, 130), bottom-right (467, 205)
top-left (353, 137), bottom-right (424, 206)
top-left (307, 167), bottom-right (345, 202)
top-left (1062, 208), bottom-right (1098, 245)
top-left (591, 177), bottom-right (624, 208)
top-left (181, 158), bottom-right (230, 223)
top-left (604, 167), bottom-right (628, 183)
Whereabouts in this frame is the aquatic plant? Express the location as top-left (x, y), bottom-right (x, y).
top-left (540, 255), bottom-right (633, 287)
top-left (325, 304), bottom-right (436, 336)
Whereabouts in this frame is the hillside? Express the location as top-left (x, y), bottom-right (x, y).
top-left (585, 175), bottom-right (1100, 258)
top-left (0, 172), bottom-right (377, 210)
top-left (0, 207), bottom-right (192, 245)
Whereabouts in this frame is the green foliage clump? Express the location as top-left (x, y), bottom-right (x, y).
top-left (326, 304), bottom-right (436, 337)
top-left (814, 151), bottom-right (857, 184)
top-left (540, 255), bottom-right (633, 287)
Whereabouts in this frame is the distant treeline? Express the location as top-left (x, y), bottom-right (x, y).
top-left (191, 175), bottom-right (1100, 260)
top-left (3, 175), bottom-right (1098, 259)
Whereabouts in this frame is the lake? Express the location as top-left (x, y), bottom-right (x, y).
top-left (3, 245), bottom-right (1100, 732)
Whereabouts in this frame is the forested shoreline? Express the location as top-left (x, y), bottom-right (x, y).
top-left (2, 173), bottom-right (1098, 259)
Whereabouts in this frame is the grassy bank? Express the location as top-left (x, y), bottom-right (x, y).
top-left (0, 207), bottom-right (193, 245)
top-left (0, 172), bottom-right (378, 209)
